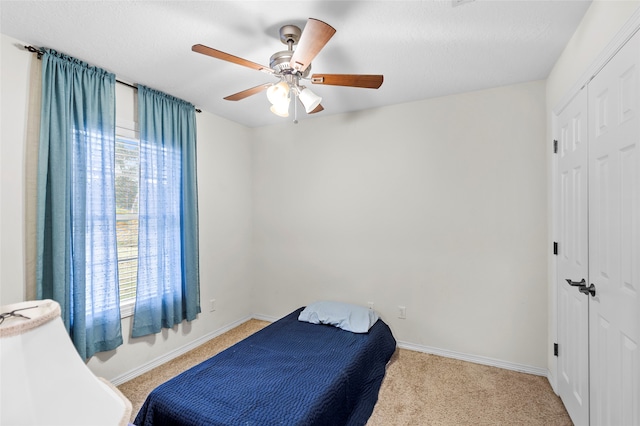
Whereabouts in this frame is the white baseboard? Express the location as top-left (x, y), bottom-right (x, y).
top-left (547, 370), bottom-right (559, 395)
top-left (256, 313), bottom-right (547, 376)
top-left (396, 340), bottom-right (548, 377)
top-left (110, 315), bottom-right (253, 386)
top-left (110, 314), bottom-right (547, 386)
top-left (252, 313), bottom-right (278, 322)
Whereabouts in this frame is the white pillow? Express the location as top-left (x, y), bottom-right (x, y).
top-left (298, 301), bottom-right (379, 333)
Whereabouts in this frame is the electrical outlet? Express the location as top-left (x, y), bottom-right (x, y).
top-left (367, 301), bottom-right (375, 310)
top-left (209, 299), bottom-right (216, 312)
top-left (398, 306), bottom-right (406, 319)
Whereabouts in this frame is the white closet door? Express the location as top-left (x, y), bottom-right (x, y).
top-left (556, 87), bottom-right (590, 426)
top-left (588, 30), bottom-right (640, 426)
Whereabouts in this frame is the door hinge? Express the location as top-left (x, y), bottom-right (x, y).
top-left (553, 139), bottom-right (558, 154)
top-left (554, 343), bottom-right (559, 357)
top-left (553, 242), bottom-right (558, 255)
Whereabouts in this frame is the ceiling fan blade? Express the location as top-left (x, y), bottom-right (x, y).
top-left (192, 44), bottom-right (274, 74)
top-left (311, 74), bottom-right (383, 89)
top-left (223, 83), bottom-right (272, 101)
top-left (308, 104), bottom-right (324, 114)
top-left (289, 18), bottom-right (336, 73)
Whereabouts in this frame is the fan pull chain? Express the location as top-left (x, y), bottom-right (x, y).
top-left (293, 90), bottom-right (299, 124)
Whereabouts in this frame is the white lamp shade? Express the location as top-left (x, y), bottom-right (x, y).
top-left (266, 81), bottom-right (290, 105)
top-left (270, 100), bottom-right (290, 117)
top-left (298, 88), bottom-right (322, 113)
top-left (0, 300), bottom-right (132, 425)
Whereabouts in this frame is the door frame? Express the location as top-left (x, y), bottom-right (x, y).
top-left (549, 8), bottom-right (640, 394)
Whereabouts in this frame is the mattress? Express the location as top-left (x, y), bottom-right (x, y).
top-left (134, 307), bottom-right (396, 426)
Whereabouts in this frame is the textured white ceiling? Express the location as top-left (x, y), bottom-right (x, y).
top-left (1, 1), bottom-right (591, 128)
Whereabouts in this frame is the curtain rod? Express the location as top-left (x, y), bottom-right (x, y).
top-left (23, 45), bottom-right (202, 113)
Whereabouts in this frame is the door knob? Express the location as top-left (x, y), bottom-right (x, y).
top-left (565, 278), bottom-right (586, 287)
top-left (579, 283), bottom-right (596, 297)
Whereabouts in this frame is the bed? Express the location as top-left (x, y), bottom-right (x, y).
top-left (134, 305), bottom-right (397, 426)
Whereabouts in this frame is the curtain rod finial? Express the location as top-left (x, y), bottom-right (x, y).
top-left (24, 45), bottom-right (43, 59)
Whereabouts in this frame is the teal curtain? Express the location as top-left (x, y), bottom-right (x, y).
top-left (131, 85), bottom-right (200, 338)
top-left (36, 49), bottom-right (123, 359)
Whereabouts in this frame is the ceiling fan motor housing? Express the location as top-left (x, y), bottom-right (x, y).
top-left (270, 50), bottom-right (311, 78)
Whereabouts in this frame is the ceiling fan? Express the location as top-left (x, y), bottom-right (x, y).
top-left (192, 18), bottom-right (383, 120)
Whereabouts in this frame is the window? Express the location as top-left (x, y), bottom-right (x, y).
top-left (115, 135), bottom-right (139, 316)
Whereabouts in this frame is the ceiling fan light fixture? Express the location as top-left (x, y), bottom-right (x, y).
top-left (270, 99), bottom-right (290, 117)
top-left (267, 81), bottom-right (290, 105)
top-left (298, 87), bottom-right (322, 114)
top-left (193, 18), bottom-right (383, 122)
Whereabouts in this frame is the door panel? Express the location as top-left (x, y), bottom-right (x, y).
top-left (556, 87), bottom-right (590, 426)
top-left (588, 30), bottom-right (640, 426)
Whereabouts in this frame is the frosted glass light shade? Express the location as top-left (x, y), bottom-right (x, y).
top-left (266, 81), bottom-right (290, 105)
top-left (270, 100), bottom-right (290, 117)
top-left (0, 300), bottom-right (132, 425)
top-left (298, 88), bottom-right (322, 113)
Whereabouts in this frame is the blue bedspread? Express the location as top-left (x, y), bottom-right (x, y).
top-left (134, 308), bottom-right (396, 426)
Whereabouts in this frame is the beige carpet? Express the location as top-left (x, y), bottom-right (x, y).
top-left (118, 319), bottom-right (572, 425)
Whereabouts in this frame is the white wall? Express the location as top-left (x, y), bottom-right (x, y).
top-left (547, 0), bottom-right (640, 110)
top-left (252, 80), bottom-right (548, 369)
top-left (1, 34), bottom-right (32, 306)
top-left (0, 33), bottom-right (255, 381)
top-left (545, 0), bottom-right (640, 388)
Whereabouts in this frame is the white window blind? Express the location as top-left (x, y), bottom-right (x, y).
top-left (115, 136), bottom-right (139, 308)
